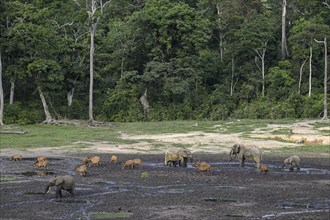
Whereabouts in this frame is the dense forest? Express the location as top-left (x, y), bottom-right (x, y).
top-left (0, 0), bottom-right (329, 124)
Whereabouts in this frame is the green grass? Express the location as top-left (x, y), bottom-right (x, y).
top-left (0, 124), bottom-right (134, 149)
top-left (91, 212), bottom-right (131, 219)
top-left (0, 119), bottom-right (328, 151)
top-left (268, 144), bottom-right (330, 157)
top-left (0, 177), bottom-right (16, 182)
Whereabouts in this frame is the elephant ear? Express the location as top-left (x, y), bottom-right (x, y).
top-left (54, 177), bottom-right (64, 186)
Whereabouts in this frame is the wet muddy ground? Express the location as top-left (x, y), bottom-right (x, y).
top-left (0, 153), bottom-right (329, 220)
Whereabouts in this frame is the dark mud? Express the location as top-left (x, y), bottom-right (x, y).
top-left (0, 153), bottom-right (329, 220)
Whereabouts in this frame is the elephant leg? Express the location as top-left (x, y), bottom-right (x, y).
top-left (240, 157), bottom-right (245, 167)
top-left (289, 165), bottom-right (294, 171)
top-left (55, 186), bottom-right (62, 198)
top-left (255, 158), bottom-right (260, 168)
top-left (68, 189), bottom-right (74, 197)
top-left (182, 158), bottom-right (188, 167)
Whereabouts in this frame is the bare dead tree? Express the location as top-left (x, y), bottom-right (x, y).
top-left (38, 86), bottom-right (53, 124)
top-left (81, 0), bottom-right (112, 124)
top-left (281, 0), bottom-right (289, 59)
top-left (253, 41), bottom-right (268, 97)
top-left (308, 45), bottom-right (313, 97)
top-left (216, 3), bottom-right (225, 62)
top-left (140, 88), bottom-right (150, 120)
top-left (314, 37), bottom-right (328, 120)
top-left (298, 57), bottom-right (308, 94)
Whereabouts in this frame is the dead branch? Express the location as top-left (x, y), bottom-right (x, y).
top-left (0, 130), bottom-right (26, 134)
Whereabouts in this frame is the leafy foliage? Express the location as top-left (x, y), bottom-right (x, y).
top-left (0, 0), bottom-right (329, 123)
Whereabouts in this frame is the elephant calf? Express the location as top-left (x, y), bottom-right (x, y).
top-left (283, 155), bottom-right (300, 171)
top-left (164, 148), bottom-right (193, 167)
top-left (45, 175), bottom-right (75, 198)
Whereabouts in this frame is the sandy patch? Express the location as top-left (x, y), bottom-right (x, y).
top-left (1, 120), bottom-right (328, 157)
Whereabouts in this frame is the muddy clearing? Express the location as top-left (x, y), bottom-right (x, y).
top-left (1, 153), bottom-right (329, 220)
top-left (1, 120), bottom-right (330, 219)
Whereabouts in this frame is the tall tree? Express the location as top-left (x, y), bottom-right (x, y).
top-left (289, 18), bottom-right (328, 97)
top-left (0, 50), bottom-right (4, 126)
top-left (314, 37), bottom-right (328, 120)
top-left (74, 0), bottom-right (112, 123)
top-left (281, 0), bottom-right (289, 58)
top-left (241, 13), bottom-right (276, 97)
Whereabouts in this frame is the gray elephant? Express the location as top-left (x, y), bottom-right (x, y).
top-left (45, 175), bottom-right (75, 198)
top-left (177, 148), bottom-right (193, 167)
top-left (229, 144), bottom-right (262, 168)
top-left (283, 155), bottom-right (300, 171)
top-left (164, 148), bottom-right (193, 167)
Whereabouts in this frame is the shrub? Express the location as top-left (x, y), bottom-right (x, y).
top-left (4, 102), bottom-right (44, 124)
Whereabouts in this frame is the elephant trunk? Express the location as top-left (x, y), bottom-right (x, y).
top-left (190, 157), bottom-right (193, 165)
top-left (44, 183), bottom-right (52, 195)
top-left (229, 149), bottom-right (233, 161)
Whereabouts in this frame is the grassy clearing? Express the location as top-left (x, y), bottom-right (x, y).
top-left (0, 119), bottom-right (328, 152)
top-left (0, 177), bottom-right (17, 182)
top-left (0, 124), bottom-right (133, 149)
top-left (91, 212), bottom-right (132, 219)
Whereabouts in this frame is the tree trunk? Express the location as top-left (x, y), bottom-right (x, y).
top-left (38, 86), bottom-right (53, 123)
top-left (253, 47), bottom-right (267, 97)
top-left (67, 88), bottom-right (74, 106)
top-left (315, 37), bottom-right (328, 120)
top-left (298, 58), bottom-right (308, 94)
top-left (281, 0), bottom-right (289, 59)
top-left (9, 80), bottom-right (15, 104)
top-left (89, 23), bottom-right (96, 123)
top-left (230, 56), bottom-right (234, 96)
top-left (121, 57), bottom-right (124, 77)
top-left (216, 4), bottom-right (224, 62)
top-left (261, 49), bottom-right (266, 97)
top-left (0, 51), bottom-right (4, 126)
top-left (323, 37), bottom-right (328, 120)
top-left (308, 45), bottom-right (313, 97)
top-left (140, 88), bottom-right (150, 120)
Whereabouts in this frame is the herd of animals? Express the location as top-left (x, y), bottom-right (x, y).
top-left (8, 143), bottom-right (301, 198)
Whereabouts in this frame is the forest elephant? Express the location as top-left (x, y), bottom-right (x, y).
top-left (45, 175), bottom-right (75, 198)
top-left (229, 144), bottom-right (262, 168)
top-left (164, 148), bottom-right (193, 167)
top-left (177, 148), bottom-right (193, 167)
top-left (283, 155), bottom-right (300, 171)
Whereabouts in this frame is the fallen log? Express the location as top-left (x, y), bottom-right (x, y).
top-left (0, 130), bottom-right (26, 134)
